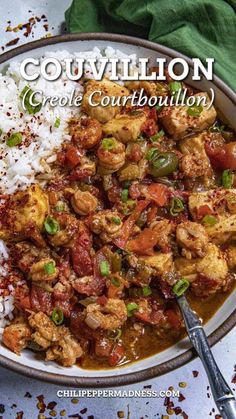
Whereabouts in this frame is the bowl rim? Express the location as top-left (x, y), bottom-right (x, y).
top-left (0, 32), bottom-right (236, 387)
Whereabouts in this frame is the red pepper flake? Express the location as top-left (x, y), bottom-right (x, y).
top-left (68, 415), bottom-right (82, 419)
top-left (47, 401), bottom-right (57, 410)
top-left (80, 408), bottom-right (87, 414)
top-left (6, 37), bottom-right (19, 47)
top-left (178, 393), bottom-right (186, 402)
top-left (16, 412), bottom-right (24, 419)
top-left (215, 416), bottom-right (221, 419)
top-left (232, 374), bottom-right (236, 384)
top-left (143, 385), bottom-right (152, 389)
top-left (182, 412), bottom-right (189, 419)
top-left (43, 24), bottom-right (49, 32)
top-left (192, 370), bottom-right (199, 378)
top-left (88, 416), bottom-right (95, 419)
top-left (174, 406), bottom-right (182, 415)
top-left (0, 406), bottom-right (5, 414)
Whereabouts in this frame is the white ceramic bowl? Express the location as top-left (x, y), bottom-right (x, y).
top-left (0, 33), bottom-right (235, 387)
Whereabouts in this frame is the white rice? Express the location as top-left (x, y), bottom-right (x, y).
top-left (0, 47), bottom-right (137, 195)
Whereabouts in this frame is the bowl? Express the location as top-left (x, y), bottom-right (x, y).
top-left (0, 33), bottom-right (235, 387)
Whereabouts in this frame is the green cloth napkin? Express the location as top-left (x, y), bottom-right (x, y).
top-left (65, 0), bottom-right (236, 92)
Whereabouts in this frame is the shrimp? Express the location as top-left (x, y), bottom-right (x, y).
top-left (69, 116), bottom-right (102, 149)
top-left (176, 221), bottom-right (208, 258)
top-left (89, 210), bottom-right (123, 243)
top-left (85, 298), bottom-right (127, 330)
top-left (71, 189), bottom-right (98, 215)
top-left (2, 318), bottom-right (32, 355)
top-left (28, 312), bottom-right (63, 349)
top-left (30, 258), bottom-right (59, 282)
top-left (46, 334), bottom-right (83, 367)
top-left (97, 138), bottom-right (125, 173)
top-left (46, 212), bottom-right (79, 247)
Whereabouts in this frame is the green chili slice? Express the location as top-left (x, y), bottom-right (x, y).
top-left (142, 286), bottom-right (152, 297)
top-left (202, 215), bottom-right (217, 226)
top-left (51, 307), bottom-right (64, 325)
top-left (169, 81), bottom-right (182, 96)
top-left (170, 197), bottom-right (184, 217)
top-left (100, 260), bottom-right (110, 277)
top-left (44, 216), bottom-right (60, 235)
top-left (172, 279), bottom-right (190, 297)
top-left (44, 261), bottom-right (56, 275)
top-left (6, 132), bottom-right (23, 147)
top-left (187, 104), bottom-right (203, 117)
top-left (222, 169), bottom-right (233, 188)
top-left (126, 302), bottom-right (139, 317)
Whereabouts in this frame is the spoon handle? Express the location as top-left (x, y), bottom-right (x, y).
top-left (177, 295), bottom-right (236, 419)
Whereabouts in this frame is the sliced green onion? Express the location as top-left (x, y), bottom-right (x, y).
top-left (142, 286), bottom-right (152, 297)
top-left (122, 180), bottom-right (131, 189)
top-left (112, 329), bottom-right (122, 341)
top-left (126, 302), bottom-right (139, 317)
top-left (202, 214), bottom-right (217, 226)
top-left (150, 129), bottom-right (165, 142)
top-left (51, 307), bottom-right (64, 325)
top-left (44, 216), bottom-right (60, 235)
top-left (169, 81), bottom-right (182, 96)
top-left (222, 169), bottom-right (233, 188)
top-left (6, 132), bottom-right (23, 147)
top-left (155, 104), bottom-right (163, 112)
top-left (102, 138), bottom-right (115, 150)
top-left (112, 216), bottom-right (121, 225)
top-left (121, 189), bottom-right (129, 202)
top-left (146, 147), bottom-right (159, 161)
top-left (172, 278), bottom-right (190, 297)
top-left (111, 277), bottom-right (120, 287)
top-left (209, 123), bottom-right (225, 133)
top-left (187, 104), bottom-right (203, 117)
top-left (100, 260), bottom-right (110, 277)
top-left (44, 261), bottom-right (56, 275)
top-left (54, 117), bottom-right (60, 128)
top-left (170, 197), bottom-right (184, 217)
top-left (20, 86), bottom-right (42, 115)
top-left (55, 202), bottom-right (65, 212)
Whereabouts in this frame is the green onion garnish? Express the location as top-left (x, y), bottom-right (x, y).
top-left (102, 138), bottom-right (115, 150)
top-left (112, 329), bottom-right (122, 341)
top-left (172, 278), bottom-right (190, 297)
top-left (112, 216), bottom-right (121, 225)
top-left (126, 302), bottom-right (139, 317)
top-left (146, 147), bottom-right (159, 161)
top-left (222, 169), bottom-right (233, 188)
top-left (202, 215), bottom-right (217, 226)
top-left (55, 202), bottom-right (65, 212)
top-left (100, 260), bottom-right (110, 277)
top-left (121, 189), bottom-right (129, 202)
top-left (209, 123), bottom-right (225, 133)
top-left (6, 132), bottom-right (23, 147)
top-left (111, 277), bottom-right (120, 287)
top-left (54, 117), bottom-right (61, 128)
top-left (170, 197), bottom-right (184, 217)
top-left (51, 307), bottom-right (64, 325)
top-left (142, 286), bottom-right (152, 297)
top-left (150, 129), bottom-right (165, 142)
top-left (187, 105), bottom-right (203, 117)
top-left (123, 180), bottom-right (131, 189)
top-left (20, 86), bottom-right (42, 115)
top-left (44, 216), bottom-right (60, 235)
top-left (155, 104), bottom-right (163, 112)
top-left (169, 81), bottom-right (182, 96)
top-left (44, 261), bottom-right (56, 275)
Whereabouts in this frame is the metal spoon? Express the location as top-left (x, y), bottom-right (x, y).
top-left (177, 294), bottom-right (236, 419)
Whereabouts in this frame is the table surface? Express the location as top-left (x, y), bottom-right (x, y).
top-left (0, 1), bottom-right (235, 418)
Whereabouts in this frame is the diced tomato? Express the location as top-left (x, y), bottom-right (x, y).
top-left (108, 343), bottom-right (125, 367)
top-left (143, 183), bottom-right (169, 207)
top-left (69, 167), bottom-right (94, 181)
top-left (127, 227), bottom-right (157, 255)
top-left (195, 204), bottom-right (214, 220)
top-left (205, 141), bottom-right (236, 170)
top-left (165, 308), bottom-right (182, 330)
top-left (97, 295), bottom-right (108, 306)
top-left (113, 200), bottom-right (150, 248)
top-left (71, 228), bottom-right (93, 277)
top-left (57, 145), bottom-right (84, 169)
